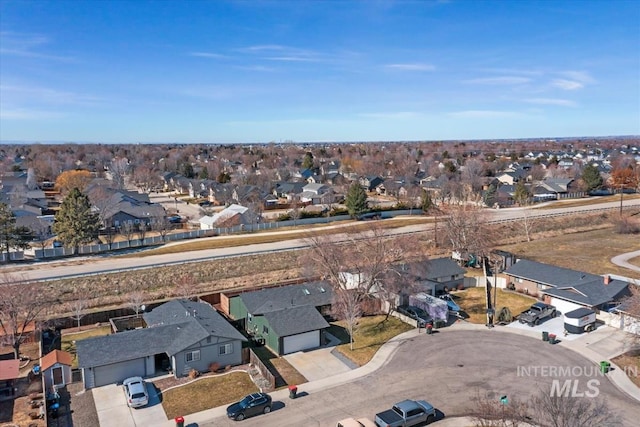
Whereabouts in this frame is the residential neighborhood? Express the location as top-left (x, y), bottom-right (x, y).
top-left (0, 138), bottom-right (640, 427)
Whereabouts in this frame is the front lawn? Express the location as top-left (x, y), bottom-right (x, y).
top-left (333, 315), bottom-right (413, 367)
top-left (612, 350), bottom-right (640, 388)
top-left (61, 326), bottom-right (112, 369)
top-left (453, 287), bottom-right (536, 324)
top-left (162, 372), bottom-right (258, 419)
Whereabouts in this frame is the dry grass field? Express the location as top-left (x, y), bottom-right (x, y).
top-left (498, 226), bottom-right (640, 277)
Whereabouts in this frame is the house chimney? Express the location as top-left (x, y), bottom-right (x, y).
top-left (604, 275), bottom-right (610, 285)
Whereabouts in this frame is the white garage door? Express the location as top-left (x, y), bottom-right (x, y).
top-left (283, 330), bottom-right (320, 355)
top-left (94, 358), bottom-right (146, 387)
top-left (550, 298), bottom-right (583, 316)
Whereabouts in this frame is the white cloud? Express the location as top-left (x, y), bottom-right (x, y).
top-left (559, 70), bottom-right (595, 84)
top-left (1, 84), bottom-right (102, 106)
top-left (358, 111), bottom-right (422, 119)
top-left (189, 51), bottom-right (227, 59)
top-left (552, 79), bottom-right (584, 90)
top-left (241, 44), bottom-right (322, 63)
top-left (551, 71), bottom-right (595, 91)
top-left (463, 77), bottom-right (531, 85)
top-left (448, 110), bottom-right (524, 118)
top-left (0, 31), bottom-right (74, 62)
top-left (385, 63), bottom-right (435, 71)
top-left (524, 98), bottom-right (577, 107)
top-left (0, 107), bottom-right (64, 120)
top-left (265, 56), bottom-right (320, 62)
top-left (235, 65), bottom-right (276, 72)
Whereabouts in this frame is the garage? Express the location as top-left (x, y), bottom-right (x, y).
top-left (93, 358), bottom-right (146, 388)
top-left (549, 297), bottom-right (583, 316)
top-left (283, 330), bottom-right (320, 355)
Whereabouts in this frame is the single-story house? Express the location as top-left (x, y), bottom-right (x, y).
top-left (40, 350), bottom-right (73, 393)
top-left (228, 282), bottom-right (332, 355)
top-left (199, 203), bottom-right (250, 229)
top-left (77, 299), bottom-right (246, 389)
top-left (504, 260), bottom-right (629, 314)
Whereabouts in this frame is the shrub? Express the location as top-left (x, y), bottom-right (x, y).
top-left (188, 369), bottom-right (200, 379)
top-left (209, 362), bottom-right (220, 373)
top-left (613, 216), bottom-right (640, 234)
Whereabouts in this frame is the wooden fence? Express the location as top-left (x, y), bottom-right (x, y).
top-left (248, 348), bottom-right (276, 391)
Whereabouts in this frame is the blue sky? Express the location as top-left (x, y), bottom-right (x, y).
top-left (1, 0), bottom-right (639, 143)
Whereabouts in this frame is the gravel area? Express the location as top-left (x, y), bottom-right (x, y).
top-left (67, 382), bottom-right (98, 427)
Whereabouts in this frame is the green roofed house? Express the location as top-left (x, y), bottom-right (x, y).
top-left (228, 282), bottom-right (333, 355)
top-left (76, 299), bottom-right (246, 389)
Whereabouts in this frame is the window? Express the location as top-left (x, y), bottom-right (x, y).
top-left (263, 325), bottom-right (269, 334)
top-left (248, 313), bottom-right (252, 322)
top-left (219, 343), bottom-right (233, 355)
top-left (185, 350), bottom-right (200, 362)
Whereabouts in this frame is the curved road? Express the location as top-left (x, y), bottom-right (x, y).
top-left (202, 330), bottom-right (640, 427)
top-left (8, 197), bottom-right (640, 282)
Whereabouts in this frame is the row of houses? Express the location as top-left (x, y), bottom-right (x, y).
top-left (75, 257), bottom-right (466, 389)
top-left (71, 256), bottom-right (637, 390)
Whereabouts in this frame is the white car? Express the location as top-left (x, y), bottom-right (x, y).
top-left (123, 376), bottom-right (149, 408)
top-left (336, 418), bottom-right (376, 427)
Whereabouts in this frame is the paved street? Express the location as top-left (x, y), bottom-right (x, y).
top-left (196, 329), bottom-right (640, 427)
top-left (13, 197), bottom-right (640, 283)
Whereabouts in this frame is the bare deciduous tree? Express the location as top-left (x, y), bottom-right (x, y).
top-left (0, 273), bottom-right (47, 359)
top-left (174, 273), bottom-right (195, 299)
top-left (129, 291), bottom-right (146, 317)
top-left (331, 288), bottom-right (362, 351)
top-left (530, 390), bottom-right (622, 427)
top-left (120, 222), bottom-right (136, 243)
top-left (69, 290), bottom-right (91, 331)
top-left (307, 223), bottom-right (427, 329)
top-left (150, 216), bottom-right (172, 242)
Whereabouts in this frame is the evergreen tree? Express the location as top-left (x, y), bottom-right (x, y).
top-left (483, 183), bottom-right (498, 207)
top-left (53, 188), bottom-right (101, 252)
top-left (0, 203), bottom-right (32, 262)
top-left (181, 163), bottom-right (195, 178)
top-left (420, 189), bottom-right (434, 212)
top-left (581, 164), bottom-right (603, 191)
top-left (513, 181), bottom-right (531, 205)
top-left (198, 167), bottom-right (209, 180)
top-left (302, 152), bottom-right (314, 169)
top-left (345, 182), bottom-right (368, 217)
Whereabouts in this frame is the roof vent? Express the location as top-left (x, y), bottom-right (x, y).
top-left (320, 287), bottom-right (325, 293)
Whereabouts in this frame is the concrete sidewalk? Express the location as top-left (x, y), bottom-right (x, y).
top-left (161, 320), bottom-right (640, 427)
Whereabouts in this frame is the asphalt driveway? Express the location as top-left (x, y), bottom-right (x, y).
top-left (92, 381), bottom-right (167, 427)
top-left (202, 329), bottom-right (640, 427)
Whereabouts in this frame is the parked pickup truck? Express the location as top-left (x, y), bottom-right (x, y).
top-left (374, 399), bottom-right (436, 427)
top-left (518, 302), bottom-right (557, 326)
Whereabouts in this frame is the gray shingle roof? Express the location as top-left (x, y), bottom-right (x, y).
top-left (143, 299), bottom-right (246, 342)
top-left (78, 300), bottom-right (245, 368)
top-left (543, 279), bottom-right (629, 307)
top-left (262, 305), bottom-right (329, 337)
top-left (425, 258), bottom-right (466, 279)
top-left (77, 323), bottom-right (180, 368)
top-left (504, 259), bottom-right (601, 288)
top-left (240, 282), bottom-right (333, 314)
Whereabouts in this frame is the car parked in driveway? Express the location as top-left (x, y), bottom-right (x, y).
top-left (439, 294), bottom-right (461, 313)
top-left (397, 305), bottom-right (433, 327)
top-left (123, 376), bottom-right (149, 408)
top-left (227, 392), bottom-right (272, 421)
